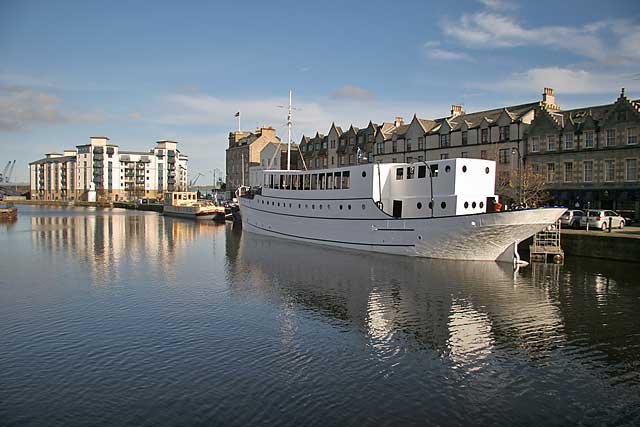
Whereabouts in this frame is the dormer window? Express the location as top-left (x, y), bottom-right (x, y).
top-left (499, 126), bottom-right (510, 141)
top-left (481, 128), bottom-right (489, 144)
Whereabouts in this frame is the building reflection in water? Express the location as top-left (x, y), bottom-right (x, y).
top-left (30, 207), bottom-right (223, 286)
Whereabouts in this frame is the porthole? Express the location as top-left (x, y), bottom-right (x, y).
top-left (362, 171), bottom-right (367, 178)
top-left (428, 201), bottom-right (433, 209)
top-left (312, 204), bottom-right (315, 210)
top-left (261, 200), bottom-right (264, 204)
top-left (319, 205), bottom-right (323, 210)
top-left (305, 204), bottom-right (308, 209)
top-left (277, 202), bottom-right (280, 207)
top-left (441, 201), bottom-right (447, 209)
top-left (472, 202), bottom-right (477, 208)
top-left (362, 204), bottom-right (366, 210)
top-left (480, 201), bottom-right (484, 208)
top-left (485, 167), bottom-right (490, 174)
top-left (417, 202), bottom-right (423, 209)
top-left (418, 235), bottom-right (423, 240)
top-left (340, 205), bottom-right (343, 210)
top-left (298, 204), bottom-right (301, 208)
top-left (464, 201), bottom-right (469, 209)
top-left (348, 205), bottom-right (352, 210)
top-left (289, 203), bottom-right (292, 208)
top-left (462, 165), bottom-right (467, 173)
top-left (445, 165), bottom-right (451, 173)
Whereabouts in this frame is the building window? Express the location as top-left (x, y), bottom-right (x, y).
top-left (531, 136), bottom-right (540, 153)
top-left (440, 134), bottom-right (450, 148)
top-left (331, 139), bottom-right (336, 148)
top-left (606, 129), bottom-right (616, 146)
top-left (396, 167), bottom-right (404, 180)
top-left (585, 131), bottom-right (594, 148)
top-left (392, 141), bottom-right (398, 153)
top-left (418, 137), bottom-right (425, 149)
top-left (546, 163), bottom-right (555, 183)
top-left (376, 142), bottom-right (384, 154)
top-left (564, 133), bottom-right (574, 150)
top-left (480, 150), bottom-right (487, 159)
top-left (461, 132), bottom-right (468, 146)
top-left (440, 153), bottom-right (449, 160)
top-left (418, 155), bottom-right (424, 162)
top-left (461, 151), bottom-right (468, 158)
top-left (499, 126), bottom-right (510, 141)
top-left (331, 156), bottom-right (335, 166)
top-left (626, 159), bottom-right (638, 181)
top-left (498, 148), bottom-right (509, 164)
top-left (481, 128), bottom-right (489, 144)
top-left (628, 128), bottom-right (638, 145)
top-left (564, 162), bottom-right (573, 182)
top-left (547, 135), bottom-right (557, 151)
top-left (583, 160), bottom-right (593, 182)
top-left (604, 160), bottom-right (615, 182)
top-left (406, 140), bottom-right (413, 151)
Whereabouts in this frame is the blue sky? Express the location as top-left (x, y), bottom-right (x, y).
top-left (1, 0), bottom-right (639, 182)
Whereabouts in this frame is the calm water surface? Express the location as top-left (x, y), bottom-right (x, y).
top-left (1, 206), bottom-right (640, 426)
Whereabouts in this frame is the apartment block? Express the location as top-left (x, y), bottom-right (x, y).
top-left (30, 137), bottom-right (188, 201)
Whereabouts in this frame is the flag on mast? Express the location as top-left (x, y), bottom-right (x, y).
top-left (234, 111), bottom-right (241, 131)
top-left (234, 112), bottom-right (240, 117)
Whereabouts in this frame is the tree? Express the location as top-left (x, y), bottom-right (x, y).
top-left (498, 165), bottom-right (550, 208)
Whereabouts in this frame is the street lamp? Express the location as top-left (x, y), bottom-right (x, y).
top-left (511, 146), bottom-right (522, 207)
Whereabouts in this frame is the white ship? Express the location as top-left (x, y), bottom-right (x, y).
top-left (163, 191), bottom-right (225, 220)
top-left (238, 159), bottom-right (565, 262)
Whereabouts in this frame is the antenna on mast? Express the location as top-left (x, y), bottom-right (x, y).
top-left (287, 89), bottom-right (292, 170)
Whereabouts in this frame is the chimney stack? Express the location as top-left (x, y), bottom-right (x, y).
top-left (450, 104), bottom-right (464, 117)
top-left (394, 117), bottom-right (404, 127)
top-left (542, 87), bottom-right (559, 110)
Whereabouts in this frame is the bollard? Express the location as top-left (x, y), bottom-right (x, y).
top-left (608, 216), bottom-right (612, 232)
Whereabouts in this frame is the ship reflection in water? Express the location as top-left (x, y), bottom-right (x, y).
top-left (1, 206), bottom-right (639, 426)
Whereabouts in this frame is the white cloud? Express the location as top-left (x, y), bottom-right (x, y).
top-left (442, 13), bottom-right (640, 63)
top-left (329, 85), bottom-right (375, 101)
top-left (477, 0), bottom-right (515, 10)
top-left (474, 67), bottom-right (640, 95)
top-left (426, 48), bottom-right (473, 61)
top-left (0, 85), bottom-right (105, 131)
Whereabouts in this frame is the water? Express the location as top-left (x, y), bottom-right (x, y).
top-left (1, 206), bottom-right (639, 426)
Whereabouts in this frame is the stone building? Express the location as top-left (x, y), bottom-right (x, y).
top-left (525, 89), bottom-right (640, 218)
top-left (248, 142), bottom-right (301, 188)
top-left (225, 126), bottom-right (280, 193)
top-left (30, 137), bottom-right (188, 201)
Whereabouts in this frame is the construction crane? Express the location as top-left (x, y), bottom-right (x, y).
top-left (189, 172), bottom-right (204, 187)
top-left (0, 160), bottom-right (16, 184)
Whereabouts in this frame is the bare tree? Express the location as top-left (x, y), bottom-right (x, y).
top-left (498, 165), bottom-right (550, 208)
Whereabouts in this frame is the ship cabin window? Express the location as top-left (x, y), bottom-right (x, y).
top-left (319, 173), bottom-right (325, 190)
top-left (341, 171), bottom-right (350, 189)
top-left (311, 174), bottom-right (318, 190)
top-left (304, 174), bottom-right (311, 190)
top-left (396, 168), bottom-right (403, 180)
top-left (285, 174), bottom-right (292, 189)
top-left (334, 172), bottom-right (341, 189)
top-left (279, 175), bottom-right (285, 189)
top-left (269, 174), bottom-right (274, 189)
top-left (418, 165), bottom-right (427, 178)
top-left (327, 175), bottom-right (333, 190)
top-left (291, 175), bottom-right (298, 190)
top-left (264, 175), bottom-right (269, 187)
top-left (407, 166), bottom-right (415, 179)
top-left (430, 164), bottom-right (439, 177)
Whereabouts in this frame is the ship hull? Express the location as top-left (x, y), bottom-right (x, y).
top-left (239, 197), bottom-right (565, 262)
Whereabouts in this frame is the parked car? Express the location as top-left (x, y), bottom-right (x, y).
top-left (579, 210), bottom-right (626, 230)
top-left (560, 209), bottom-right (585, 228)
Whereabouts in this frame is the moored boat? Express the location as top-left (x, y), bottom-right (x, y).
top-left (238, 158), bottom-right (566, 263)
top-left (163, 191), bottom-right (225, 220)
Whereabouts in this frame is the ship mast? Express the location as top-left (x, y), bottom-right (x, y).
top-left (287, 90), bottom-right (292, 170)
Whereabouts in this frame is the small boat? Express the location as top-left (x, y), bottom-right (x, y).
top-left (163, 192), bottom-right (225, 220)
top-left (0, 205), bottom-right (18, 222)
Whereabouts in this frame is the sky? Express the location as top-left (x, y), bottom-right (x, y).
top-left (1, 0), bottom-right (639, 183)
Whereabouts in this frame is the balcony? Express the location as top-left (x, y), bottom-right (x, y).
top-left (125, 172), bottom-right (134, 178)
top-left (93, 147), bottom-right (104, 154)
top-left (167, 151), bottom-right (175, 157)
top-left (106, 147), bottom-right (114, 155)
top-left (93, 154), bottom-right (104, 161)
